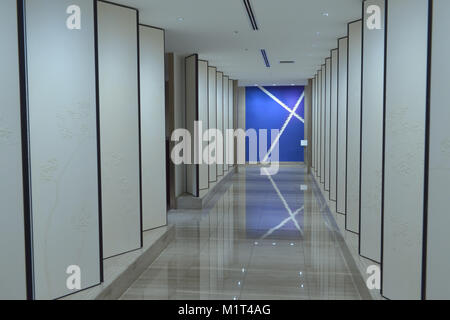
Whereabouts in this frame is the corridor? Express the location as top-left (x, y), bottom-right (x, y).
top-left (121, 166), bottom-right (371, 300)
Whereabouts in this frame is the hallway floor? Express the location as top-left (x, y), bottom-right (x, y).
top-left (121, 165), bottom-right (371, 300)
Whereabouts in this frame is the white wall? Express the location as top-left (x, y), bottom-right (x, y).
top-left (337, 37), bottom-right (348, 215)
top-left (26, 0), bottom-right (101, 299)
top-left (198, 60), bottom-right (209, 191)
top-left (312, 77), bottom-right (316, 172)
top-left (325, 58), bottom-right (331, 191)
top-left (360, 0), bottom-right (385, 262)
top-left (185, 54), bottom-right (198, 196)
top-left (208, 67), bottom-right (218, 182)
top-left (223, 76), bottom-right (229, 172)
top-left (228, 79), bottom-right (234, 168)
top-left (98, 1), bottom-right (142, 258)
top-left (346, 20), bottom-right (362, 233)
top-left (217, 72), bottom-right (224, 176)
top-left (173, 54), bottom-right (186, 198)
top-left (0, 0), bottom-right (27, 300)
top-left (320, 66), bottom-right (326, 183)
top-left (382, 0), bottom-right (429, 300)
top-left (139, 25), bottom-right (167, 231)
top-left (330, 50), bottom-right (338, 201)
top-left (426, 0), bottom-right (450, 300)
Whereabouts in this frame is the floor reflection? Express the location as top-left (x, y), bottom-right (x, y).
top-left (121, 165), bottom-right (370, 300)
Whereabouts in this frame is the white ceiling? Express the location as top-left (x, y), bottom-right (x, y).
top-left (116, 0), bottom-right (363, 86)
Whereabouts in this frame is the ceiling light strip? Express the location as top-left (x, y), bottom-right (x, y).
top-left (243, 0), bottom-right (258, 30)
top-left (261, 49), bottom-right (270, 68)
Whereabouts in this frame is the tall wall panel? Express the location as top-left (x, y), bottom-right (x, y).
top-left (317, 70), bottom-right (323, 178)
top-left (185, 54), bottom-right (198, 196)
top-left (228, 79), bottom-right (234, 168)
top-left (198, 60), bottom-right (209, 191)
top-left (223, 76), bottom-right (229, 171)
top-left (208, 67), bottom-right (218, 182)
top-left (324, 58), bottom-right (331, 191)
top-left (98, 1), bottom-right (142, 258)
top-left (25, 0), bottom-right (101, 299)
top-left (320, 65), bottom-right (326, 183)
top-left (312, 77), bottom-right (316, 171)
top-left (426, 0), bottom-right (450, 299)
top-left (360, 0), bottom-right (385, 262)
top-left (216, 72), bottom-right (224, 176)
top-left (330, 50), bottom-right (338, 201)
top-left (382, 0), bottom-right (429, 300)
top-left (345, 20), bottom-right (362, 233)
top-left (139, 25), bottom-right (167, 231)
top-left (0, 0), bottom-right (27, 300)
top-left (336, 37), bottom-right (348, 214)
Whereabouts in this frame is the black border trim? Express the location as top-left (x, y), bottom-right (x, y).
top-left (421, 0), bottom-right (433, 300)
top-left (344, 19), bottom-right (362, 234)
top-left (336, 36), bottom-right (348, 215)
top-left (16, 0), bottom-right (34, 300)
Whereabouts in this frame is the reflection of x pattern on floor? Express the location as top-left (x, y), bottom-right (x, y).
top-left (261, 167), bottom-right (304, 239)
top-left (258, 86), bottom-right (305, 163)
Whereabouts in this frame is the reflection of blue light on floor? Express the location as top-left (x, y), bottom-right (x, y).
top-left (245, 168), bottom-right (305, 239)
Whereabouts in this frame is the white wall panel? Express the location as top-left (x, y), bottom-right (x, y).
top-left (208, 67), bottom-right (217, 182)
top-left (198, 60), bottom-right (209, 191)
top-left (312, 77), bottom-right (316, 171)
top-left (0, 0), bottom-right (27, 300)
top-left (315, 71), bottom-right (322, 177)
top-left (426, 0), bottom-right (450, 299)
top-left (139, 25), bottom-right (167, 230)
top-left (228, 79), bottom-right (234, 169)
top-left (26, 0), bottom-right (101, 299)
top-left (383, 0), bottom-right (428, 300)
top-left (321, 66), bottom-right (326, 183)
top-left (325, 58), bottom-right (331, 191)
top-left (217, 72), bottom-right (224, 176)
top-left (346, 20), bottom-right (362, 233)
top-left (185, 54), bottom-right (198, 195)
top-left (330, 50), bottom-right (338, 201)
top-left (337, 37), bottom-right (348, 214)
top-left (98, 1), bottom-right (141, 258)
top-left (360, 0), bottom-right (385, 262)
top-left (223, 76), bottom-right (229, 172)
top-left (317, 71), bottom-right (322, 177)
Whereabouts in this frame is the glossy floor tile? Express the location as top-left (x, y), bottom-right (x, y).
top-left (121, 165), bottom-right (371, 300)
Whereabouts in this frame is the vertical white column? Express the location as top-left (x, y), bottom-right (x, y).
top-left (321, 65), bottom-right (326, 183)
top-left (330, 49), bottom-right (339, 201)
top-left (360, 0), bottom-right (385, 262)
top-left (223, 76), bottom-right (229, 172)
top-left (185, 54), bottom-right (198, 196)
top-left (25, 0), bottom-right (101, 299)
top-left (216, 72), bottom-right (224, 176)
top-left (0, 0), bottom-right (27, 300)
top-left (139, 25), bottom-right (167, 231)
top-left (426, 0), bottom-right (450, 300)
top-left (98, 1), bottom-right (142, 257)
top-left (318, 70), bottom-right (323, 178)
top-left (346, 20), bottom-right (362, 233)
top-left (325, 58), bottom-right (331, 191)
top-left (228, 79), bottom-right (234, 169)
top-left (312, 77), bottom-right (316, 172)
top-left (382, 0), bottom-right (429, 300)
top-left (208, 67), bottom-right (218, 183)
top-left (198, 60), bottom-right (209, 193)
top-left (337, 37), bottom-right (348, 214)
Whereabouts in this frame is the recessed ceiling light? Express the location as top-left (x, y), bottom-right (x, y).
top-left (322, 12), bottom-right (329, 17)
top-left (177, 17), bottom-right (184, 22)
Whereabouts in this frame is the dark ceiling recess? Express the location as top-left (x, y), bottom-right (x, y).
top-left (243, 0), bottom-right (258, 30)
top-left (261, 49), bottom-right (270, 68)
top-left (280, 61), bottom-right (295, 64)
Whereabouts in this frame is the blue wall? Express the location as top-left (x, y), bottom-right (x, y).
top-left (245, 86), bottom-right (305, 162)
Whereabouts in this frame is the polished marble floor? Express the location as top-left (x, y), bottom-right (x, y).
top-left (121, 165), bottom-right (371, 300)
